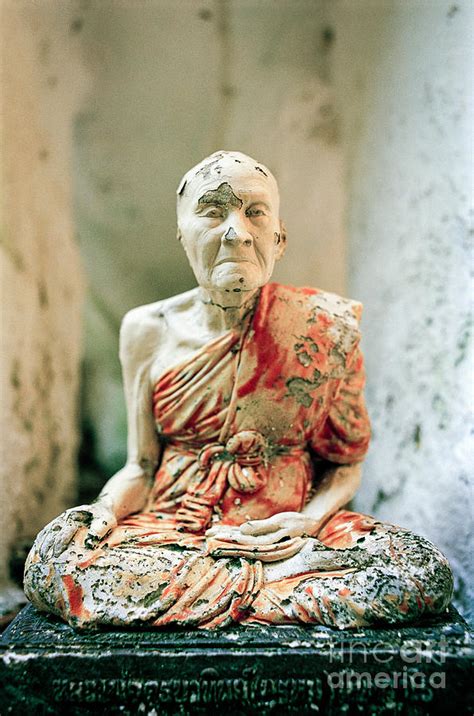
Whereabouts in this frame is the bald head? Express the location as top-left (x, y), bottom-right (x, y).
top-left (175, 151), bottom-right (285, 293)
top-left (176, 150), bottom-right (280, 219)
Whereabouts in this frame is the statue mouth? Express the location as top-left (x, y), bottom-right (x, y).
top-left (215, 258), bottom-right (255, 267)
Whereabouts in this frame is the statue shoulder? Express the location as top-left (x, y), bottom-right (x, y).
top-left (271, 283), bottom-right (363, 330)
top-left (270, 283), bottom-right (363, 358)
top-left (119, 289), bottom-right (199, 364)
top-left (307, 287), bottom-right (363, 331)
top-left (306, 288), bottom-right (363, 357)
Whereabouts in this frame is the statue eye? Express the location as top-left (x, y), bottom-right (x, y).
top-left (204, 207), bottom-right (224, 218)
top-left (246, 207), bottom-right (266, 218)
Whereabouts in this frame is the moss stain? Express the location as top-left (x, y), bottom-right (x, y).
top-left (286, 369), bottom-right (323, 408)
top-left (413, 424), bottom-right (422, 449)
top-left (11, 359), bottom-right (21, 389)
top-left (454, 316), bottom-right (471, 366)
top-left (38, 280), bottom-right (49, 308)
top-left (198, 182), bottom-right (243, 209)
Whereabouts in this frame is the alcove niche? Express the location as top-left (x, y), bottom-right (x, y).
top-left (1, 0), bottom-right (472, 623)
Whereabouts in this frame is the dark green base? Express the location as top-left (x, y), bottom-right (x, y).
top-left (1, 604), bottom-right (472, 715)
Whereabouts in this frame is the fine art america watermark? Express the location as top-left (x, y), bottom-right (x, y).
top-left (326, 636), bottom-right (448, 691)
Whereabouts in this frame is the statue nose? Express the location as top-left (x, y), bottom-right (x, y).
top-left (223, 226), bottom-right (253, 246)
top-left (224, 227), bottom-right (238, 241)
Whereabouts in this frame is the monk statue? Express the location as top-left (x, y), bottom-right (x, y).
top-left (24, 151), bottom-right (453, 629)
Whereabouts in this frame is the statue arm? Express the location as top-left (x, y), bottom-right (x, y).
top-left (296, 339), bottom-right (369, 529)
top-left (35, 307), bottom-right (161, 559)
top-left (301, 462), bottom-right (362, 528)
top-left (95, 307), bottom-right (161, 521)
top-left (300, 338), bottom-right (370, 526)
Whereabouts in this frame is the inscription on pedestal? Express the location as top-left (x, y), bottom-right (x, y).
top-left (51, 673), bottom-right (320, 709)
top-left (1, 606), bottom-right (472, 715)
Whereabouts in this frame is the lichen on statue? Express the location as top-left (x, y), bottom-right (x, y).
top-left (24, 151), bottom-right (453, 629)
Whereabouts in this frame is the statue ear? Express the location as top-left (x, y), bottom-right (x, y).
top-left (275, 220), bottom-right (287, 259)
top-left (177, 178), bottom-right (187, 197)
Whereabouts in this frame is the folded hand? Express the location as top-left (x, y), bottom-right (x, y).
top-left (36, 503), bottom-right (117, 560)
top-left (205, 511), bottom-right (321, 562)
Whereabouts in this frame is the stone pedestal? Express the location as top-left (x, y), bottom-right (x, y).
top-left (1, 604), bottom-right (472, 715)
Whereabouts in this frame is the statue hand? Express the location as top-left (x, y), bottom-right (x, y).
top-left (205, 512), bottom-right (322, 562)
top-left (240, 511), bottom-right (322, 539)
top-left (36, 503), bottom-right (117, 560)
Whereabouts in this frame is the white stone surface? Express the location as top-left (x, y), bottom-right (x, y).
top-left (0, 1), bottom-right (86, 587)
top-left (333, 0), bottom-right (473, 618)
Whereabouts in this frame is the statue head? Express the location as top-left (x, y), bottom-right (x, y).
top-left (176, 151), bottom-right (286, 293)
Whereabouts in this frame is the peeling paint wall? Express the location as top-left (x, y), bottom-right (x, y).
top-left (332, 0), bottom-right (473, 618)
top-left (75, 0), bottom-right (346, 491)
top-left (0, 1), bottom-right (86, 586)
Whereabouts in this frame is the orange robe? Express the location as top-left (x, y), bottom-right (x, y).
top-left (24, 284), bottom-right (453, 629)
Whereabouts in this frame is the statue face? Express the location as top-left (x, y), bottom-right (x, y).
top-left (177, 155), bottom-right (285, 293)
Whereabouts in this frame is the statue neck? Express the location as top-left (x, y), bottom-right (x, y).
top-left (197, 286), bottom-right (260, 332)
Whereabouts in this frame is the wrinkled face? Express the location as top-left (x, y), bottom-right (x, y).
top-left (177, 166), bottom-right (285, 293)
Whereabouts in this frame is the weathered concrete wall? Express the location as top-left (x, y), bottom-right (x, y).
top-left (75, 0), bottom-right (346, 488)
top-left (333, 0), bottom-right (473, 618)
top-left (0, 1), bottom-right (86, 594)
